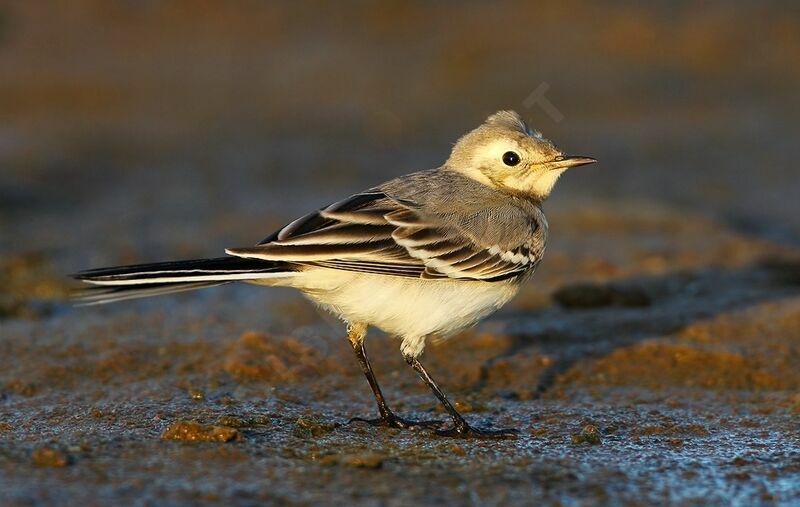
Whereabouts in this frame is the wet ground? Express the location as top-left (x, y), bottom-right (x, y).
top-left (2, 2), bottom-right (800, 506)
top-left (3, 203), bottom-right (800, 506)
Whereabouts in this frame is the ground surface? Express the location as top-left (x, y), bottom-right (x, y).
top-left (2, 2), bottom-right (800, 506)
top-left (3, 204), bottom-right (799, 506)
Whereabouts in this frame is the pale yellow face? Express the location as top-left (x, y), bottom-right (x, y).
top-left (446, 111), bottom-right (595, 200)
top-left (476, 136), bottom-right (562, 195)
top-left (451, 132), bottom-right (572, 199)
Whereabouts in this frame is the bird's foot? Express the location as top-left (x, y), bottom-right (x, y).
top-left (349, 413), bottom-right (444, 430)
top-left (435, 422), bottom-right (519, 439)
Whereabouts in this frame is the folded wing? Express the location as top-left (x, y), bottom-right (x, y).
top-left (227, 191), bottom-right (539, 282)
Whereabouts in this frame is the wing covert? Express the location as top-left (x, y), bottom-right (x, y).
top-left (227, 191), bottom-right (542, 281)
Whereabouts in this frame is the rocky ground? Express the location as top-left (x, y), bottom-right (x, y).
top-left (2, 198), bottom-right (800, 506)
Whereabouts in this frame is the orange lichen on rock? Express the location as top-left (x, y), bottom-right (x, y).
top-left (32, 446), bottom-right (70, 467)
top-left (571, 424), bottom-right (602, 445)
top-left (161, 420), bottom-right (243, 443)
top-left (223, 331), bottom-right (342, 383)
top-left (561, 341), bottom-right (785, 391)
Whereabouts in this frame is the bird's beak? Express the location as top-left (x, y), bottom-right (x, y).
top-left (545, 155), bottom-right (597, 170)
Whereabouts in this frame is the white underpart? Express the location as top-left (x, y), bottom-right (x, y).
top-left (253, 267), bottom-right (521, 358)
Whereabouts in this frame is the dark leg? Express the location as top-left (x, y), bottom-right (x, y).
top-left (346, 324), bottom-right (442, 430)
top-left (405, 355), bottom-right (518, 439)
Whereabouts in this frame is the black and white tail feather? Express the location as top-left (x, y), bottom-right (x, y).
top-left (73, 257), bottom-right (295, 305)
top-left (74, 183), bottom-right (546, 305)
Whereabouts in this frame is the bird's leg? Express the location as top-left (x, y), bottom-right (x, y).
top-left (404, 355), bottom-right (518, 439)
top-left (346, 324), bottom-right (442, 430)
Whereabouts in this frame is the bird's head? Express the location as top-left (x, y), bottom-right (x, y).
top-left (446, 110), bottom-right (595, 200)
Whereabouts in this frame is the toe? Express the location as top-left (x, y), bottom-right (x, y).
top-left (349, 415), bottom-right (445, 430)
top-left (435, 425), bottom-right (519, 439)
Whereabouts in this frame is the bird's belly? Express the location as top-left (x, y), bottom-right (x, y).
top-left (289, 269), bottom-right (520, 340)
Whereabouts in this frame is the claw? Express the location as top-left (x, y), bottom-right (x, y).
top-left (435, 424), bottom-right (519, 439)
top-left (349, 414), bottom-right (445, 430)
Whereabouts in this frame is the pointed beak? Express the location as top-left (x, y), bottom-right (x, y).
top-left (547, 155), bottom-right (597, 170)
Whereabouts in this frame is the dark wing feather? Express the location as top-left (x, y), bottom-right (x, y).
top-left (227, 191), bottom-right (540, 281)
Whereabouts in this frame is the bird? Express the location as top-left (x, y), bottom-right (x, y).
top-left (73, 110), bottom-right (596, 438)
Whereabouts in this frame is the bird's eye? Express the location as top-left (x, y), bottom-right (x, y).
top-left (502, 151), bottom-right (520, 167)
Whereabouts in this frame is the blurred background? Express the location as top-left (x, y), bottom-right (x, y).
top-left (2, 0), bottom-right (799, 271)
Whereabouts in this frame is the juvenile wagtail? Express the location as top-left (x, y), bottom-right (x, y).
top-left (74, 110), bottom-right (596, 438)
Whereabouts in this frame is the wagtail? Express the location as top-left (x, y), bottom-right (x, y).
top-left (74, 110), bottom-right (595, 438)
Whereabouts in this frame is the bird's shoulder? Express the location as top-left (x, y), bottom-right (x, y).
top-left (226, 169), bottom-right (547, 281)
top-left (378, 168), bottom-right (545, 251)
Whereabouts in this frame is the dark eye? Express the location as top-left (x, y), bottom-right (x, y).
top-left (502, 151), bottom-right (520, 166)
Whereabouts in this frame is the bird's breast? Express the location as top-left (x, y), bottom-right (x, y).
top-left (293, 269), bottom-right (523, 340)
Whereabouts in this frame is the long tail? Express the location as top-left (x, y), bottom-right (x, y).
top-left (72, 256), bottom-right (295, 305)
